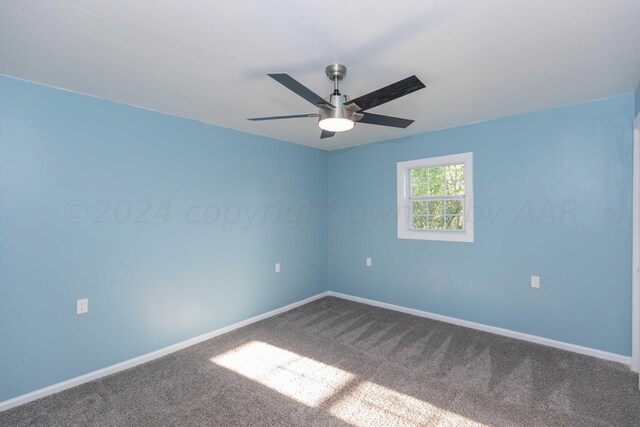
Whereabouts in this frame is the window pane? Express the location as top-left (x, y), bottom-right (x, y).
top-left (412, 214), bottom-right (427, 230)
top-left (428, 179), bottom-right (445, 196)
top-left (410, 169), bottom-right (428, 197)
top-left (427, 200), bottom-right (443, 215)
top-left (446, 180), bottom-right (465, 195)
top-left (428, 166), bottom-right (445, 181)
top-left (427, 215), bottom-right (444, 229)
top-left (412, 200), bottom-right (427, 215)
top-left (445, 164), bottom-right (464, 181)
top-left (445, 199), bottom-right (463, 215)
top-left (444, 215), bottom-right (464, 230)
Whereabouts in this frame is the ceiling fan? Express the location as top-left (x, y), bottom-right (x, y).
top-left (248, 64), bottom-right (426, 139)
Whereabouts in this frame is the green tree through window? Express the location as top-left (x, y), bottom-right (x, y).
top-left (409, 164), bottom-right (464, 231)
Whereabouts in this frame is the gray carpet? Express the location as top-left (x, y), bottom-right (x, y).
top-left (1, 296), bottom-right (639, 426)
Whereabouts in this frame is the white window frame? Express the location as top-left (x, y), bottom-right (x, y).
top-left (397, 152), bottom-right (474, 242)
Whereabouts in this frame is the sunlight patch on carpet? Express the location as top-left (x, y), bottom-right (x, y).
top-left (212, 340), bottom-right (487, 426)
top-left (210, 341), bottom-right (355, 407)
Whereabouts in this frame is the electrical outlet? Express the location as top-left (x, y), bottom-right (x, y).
top-left (366, 257), bottom-right (372, 267)
top-left (275, 263), bottom-right (281, 273)
top-left (76, 298), bottom-right (88, 314)
top-left (531, 276), bottom-right (540, 288)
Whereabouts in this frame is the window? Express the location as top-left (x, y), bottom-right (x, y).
top-left (397, 152), bottom-right (473, 242)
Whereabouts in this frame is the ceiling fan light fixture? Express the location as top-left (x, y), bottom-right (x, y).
top-left (318, 93), bottom-right (356, 132)
top-left (318, 117), bottom-right (354, 132)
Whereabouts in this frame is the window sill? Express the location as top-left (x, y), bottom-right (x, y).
top-left (397, 228), bottom-right (474, 242)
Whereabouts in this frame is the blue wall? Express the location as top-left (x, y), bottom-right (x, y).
top-left (328, 94), bottom-right (635, 356)
top-left (1, 74), bottom-right (636, 402)
top-left (0, 76), bottom-right (328, 401)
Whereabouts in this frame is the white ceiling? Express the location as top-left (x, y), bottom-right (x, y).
top-left (1, 0), bottom-right (640, 150)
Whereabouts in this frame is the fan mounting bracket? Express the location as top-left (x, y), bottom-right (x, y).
top-left (325, 64), bottom-right (347, 81)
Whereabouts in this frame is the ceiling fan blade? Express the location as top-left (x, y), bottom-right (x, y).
top-left (320, 130), bottom-right (335, 139)
top-left (248, 113), bottom-right (318, 121)
top-left (268, 73), bottom-right (334, 110)
top-left (357, 113), bottom-right (414, 128)
top-left (344, 75), bottom-right (425, 112)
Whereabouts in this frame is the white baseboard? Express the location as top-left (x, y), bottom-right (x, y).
top-left (327, 291), bottom-right (631, 366)
top-left (0, 291), bottom-right (329, 412)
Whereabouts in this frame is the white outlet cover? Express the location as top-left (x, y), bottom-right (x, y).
top-left (76, 298), bottom-right (88, 314)
top-left (366, 257), bottom-right (372, 267)
top-left (275, 263), bottom-right (281, 273)
top-left (531, 276), bottom-right (540, 288)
